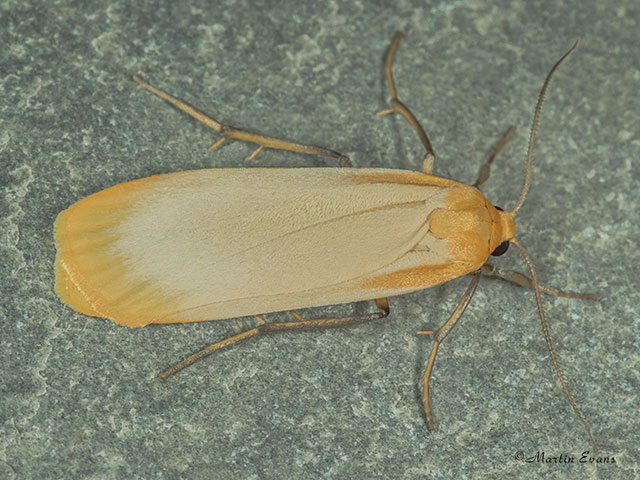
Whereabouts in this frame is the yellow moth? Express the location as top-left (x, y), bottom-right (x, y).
top-left (54, 33), bottom-right (599, 452)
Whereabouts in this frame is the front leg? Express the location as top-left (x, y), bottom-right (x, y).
top-left (479, 264), bottom-right (598, 300)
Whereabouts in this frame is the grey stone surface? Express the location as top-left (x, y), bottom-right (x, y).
top-left (1, 0), bottom-right (637, 478)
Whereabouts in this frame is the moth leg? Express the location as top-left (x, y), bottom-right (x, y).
top-left (479, 264), bottom-right (598, 300)
top-left (133, 75), bottom-right (352, 166)
top-left (376, 32), bottom-right (436, 174)
top-left (159, 298), bottom-right (390, 379)
top-left (417, 273), bottom-right (481, 430)
top-left (473, 126), bottom-right (517, 188)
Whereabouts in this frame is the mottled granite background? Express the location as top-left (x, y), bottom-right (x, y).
top-left (1, 0), bottom-right (638, 478)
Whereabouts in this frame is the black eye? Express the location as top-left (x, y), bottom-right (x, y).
top-left (495, 206), bottom-right (504, 212)
top-left (491, 241), bottom-right (509, 256)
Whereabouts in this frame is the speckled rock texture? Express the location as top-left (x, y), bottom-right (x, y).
top-left (1, 0), bottom-right (637, 478)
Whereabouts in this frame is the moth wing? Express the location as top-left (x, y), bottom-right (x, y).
top-left (55, 168), bottom-right (451, 326)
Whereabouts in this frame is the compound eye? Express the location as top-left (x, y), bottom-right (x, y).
top-left (491, 241), bottom-right (510, 257)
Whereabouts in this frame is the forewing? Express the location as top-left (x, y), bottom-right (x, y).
top-left (55, 168), bottom-right (450, 326)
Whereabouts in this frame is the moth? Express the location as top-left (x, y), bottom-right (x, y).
top-left (54, 33), bottom-right (598, 452)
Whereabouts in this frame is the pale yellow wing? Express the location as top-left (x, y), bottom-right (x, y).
top-left (55, 168), bottom-right (457, 326)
